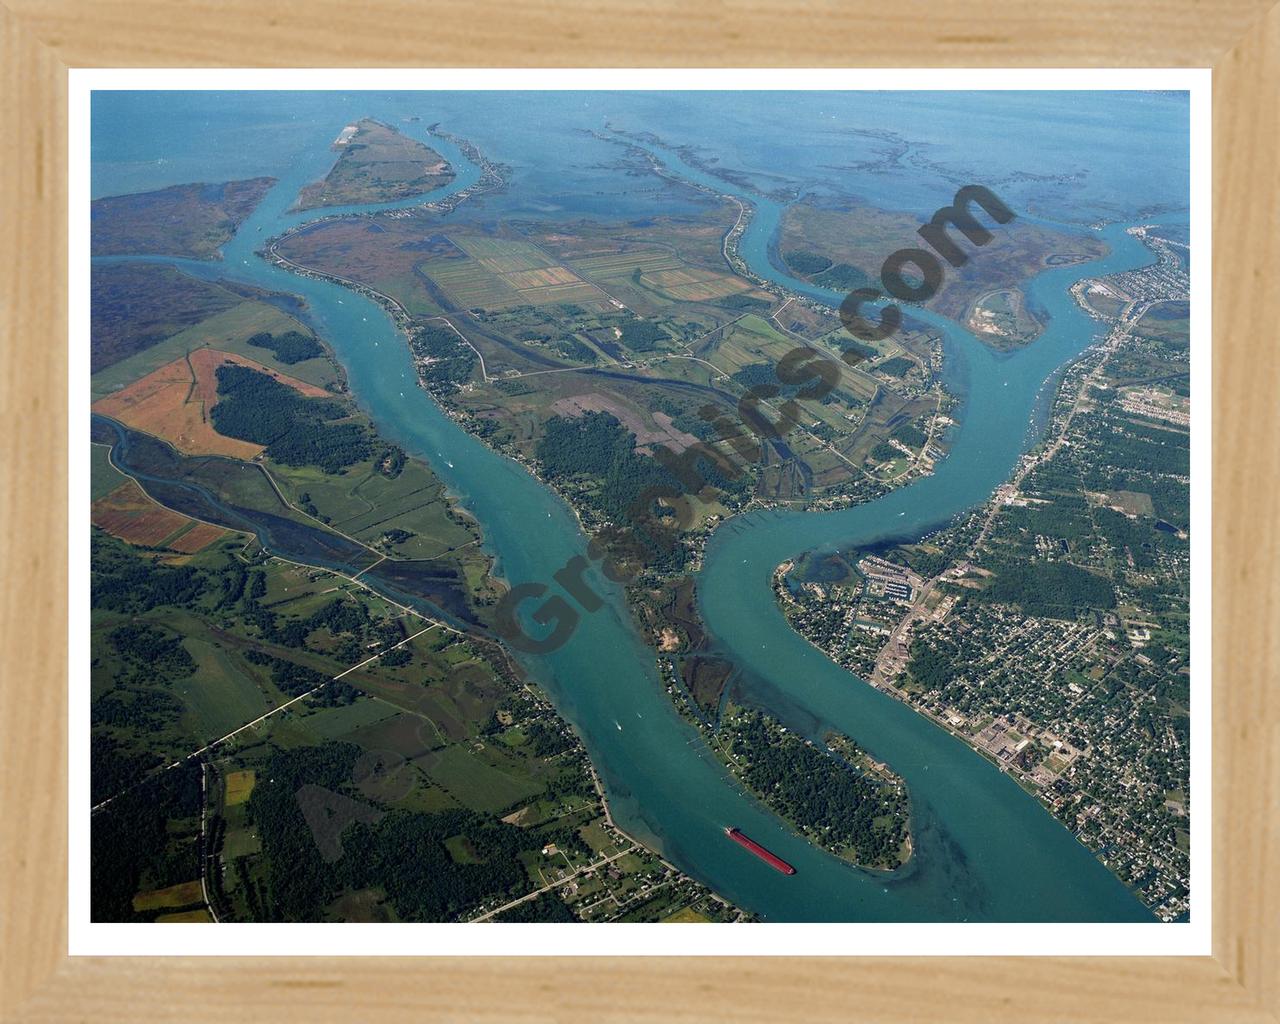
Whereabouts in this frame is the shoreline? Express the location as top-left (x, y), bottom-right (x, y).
top-left (661, 657), bottom-right (915, 876)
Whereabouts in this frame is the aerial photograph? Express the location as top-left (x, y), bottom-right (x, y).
top-left (87, 89), bottom-right (1192, 927)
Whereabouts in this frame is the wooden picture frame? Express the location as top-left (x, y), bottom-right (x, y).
top-left (2, 2), bottom-right (1276, 1019)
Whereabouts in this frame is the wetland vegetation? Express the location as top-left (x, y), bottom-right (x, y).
top-left (91, 177), bottom-right (275, 259)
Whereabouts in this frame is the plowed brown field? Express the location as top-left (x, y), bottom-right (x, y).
top-left (92, 348), bottom-right (331, 458)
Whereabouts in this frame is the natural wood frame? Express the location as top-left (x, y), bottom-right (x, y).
top-left (2, 2), bottom-right (1276, 1019)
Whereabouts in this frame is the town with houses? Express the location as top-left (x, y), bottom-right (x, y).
top-left (775, 229), bottom-right (1192, 921)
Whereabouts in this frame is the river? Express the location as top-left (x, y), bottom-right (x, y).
top-left (94, 104), bottom-right (1167, 923)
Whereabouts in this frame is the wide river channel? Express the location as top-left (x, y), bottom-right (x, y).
top-left (99, 124), bottom-right (1164, 922)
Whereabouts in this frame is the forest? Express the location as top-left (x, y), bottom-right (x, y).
top-left (811, 263), bottom-right (871, 292)
top-left (870, 441), bottom-right (900, 463)
top-left (538, 412), bottom-right (670, 502)
top-left (493, 892), bottom-right (578, 922)
top-left (615, 318), bottom-right (669, 352)
top-left (1093, 426), bottom-right (1190, 476)
top-left (892, 422), bottom-right (929, 448)
top-left (554, 335), bottom-right (598, 363)
top-left (728, 712), bottom-right (909, 870)
top-left (108, 622), bottom-right (196, 678)
top-left (716, 293), bottom-right (773, 312)
top-left (730, 360), bottom-right (817, 401)
top-left (875, 356), bottom-right (915, 378)
top-left (997, 493), bottom-right (1095, 542)
top-left (975, 559), bottom-right (1116, 618)
top-left (91, 760), bottom-right (202, 921)
top-left (210, 364), bottom-right (372, 471)
top-left (536, 411), bottom-right (747, 571)
top-left (782, 248), bottom-right (876, 293)
top-left (340, 808), bottom-right (537, 922)
top-left (783, 250), bottom-right (833, 275)
top-left (90, 529), bottom-right (207, 612)
top-left (246, 743), bottom-right (367, 920)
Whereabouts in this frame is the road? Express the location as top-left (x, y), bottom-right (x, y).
top-left (467, 843), bottom-right (639, 923)
top-left (199, 763), bottom-right (219, 922)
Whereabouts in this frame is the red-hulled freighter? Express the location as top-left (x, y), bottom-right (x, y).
top-left (724, 826), bottom-right (796, 875)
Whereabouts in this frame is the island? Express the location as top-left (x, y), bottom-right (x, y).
top-left (293, 118), bottom-right (455, 210)
top-left (691, 691), bottom-right (911, 872)
top-left (270, 198), bottom-right (955, 523)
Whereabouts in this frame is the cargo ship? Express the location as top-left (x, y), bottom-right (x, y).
top-left (724, 826), bottom-right (796, 875)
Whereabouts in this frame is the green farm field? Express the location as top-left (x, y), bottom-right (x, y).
top-left (414, 741), bottom-right (545, 814)
top-left (266, 455), bottom-right (483, 564)
top-left (422, 236), bottom-right (610, 311)
top-left (90, 442), bottom-right (130, 500)
top-left (567, 246), bottom-right (769, 314)
top-left (697, 315), bottom-right (876, 436)
top-left (288, 696), bottom-right (403, 741)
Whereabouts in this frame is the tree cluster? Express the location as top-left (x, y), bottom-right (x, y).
top-left (410, 324), bottom-right (476, 392)
top-left (976, 559), bottom-right (1116, 617)
top-left (247, 329), bottom-right (324, 364)
top-left (783, 250), bottom-right (833, 275)
top-left (210, 364), bottom-right (371, 472)
top-left (91, 530), bottom-right (206, 612)
top-left (614, 318), bottom-right (669, 352)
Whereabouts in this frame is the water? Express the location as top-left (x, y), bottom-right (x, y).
top-left (91, 91), bottom-right (1187, 922)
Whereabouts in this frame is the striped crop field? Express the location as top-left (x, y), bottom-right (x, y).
top-left (646, 267), bottom-right (753, 301)
top-left (452, 236), bottom-right (556, 274)
top-left (568, 249), bottom-right (683, 279)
